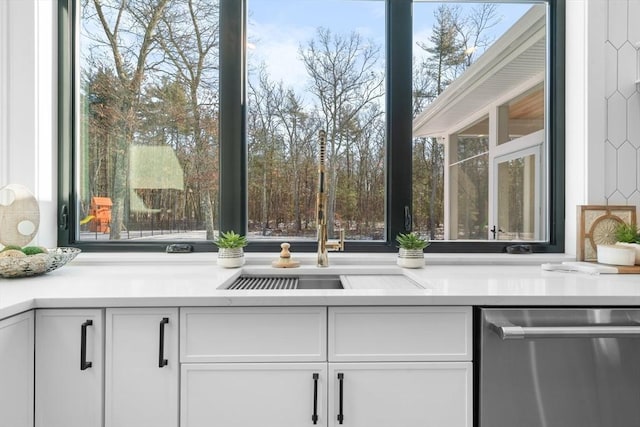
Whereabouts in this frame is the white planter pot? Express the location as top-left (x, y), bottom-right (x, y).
top-left (615, 242), bottom-right (640, 265)
top-left (217, 248), bottom-right (245, 268)
top-left (397, 248), bottom-right (425, 268)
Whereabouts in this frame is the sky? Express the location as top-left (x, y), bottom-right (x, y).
top-left (247, 0), bottom-right (536, 96)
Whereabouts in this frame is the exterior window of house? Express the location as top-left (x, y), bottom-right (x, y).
top-left (496, 151), bottom-right (539, 240)
top-left (59, 0), bottom-right (564, 252)
top-left (448, 118), bottom-right (490, 240)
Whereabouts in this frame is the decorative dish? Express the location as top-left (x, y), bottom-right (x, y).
top-left (0, 247), bottom-right (81, 278)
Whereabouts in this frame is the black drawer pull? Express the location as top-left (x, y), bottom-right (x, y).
top-left (80, 319), bottom-right (93, 371)
top-left (159, 317), bottom-right (169, 368)
top-left (312, 373), bottom-right (319, 424)
top-left (337, 372), bottom-right (344, 424)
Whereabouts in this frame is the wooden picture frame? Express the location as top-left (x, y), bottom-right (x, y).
top-left (577, 205), bottom-right (637, 261)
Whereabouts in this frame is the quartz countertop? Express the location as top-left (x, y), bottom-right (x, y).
top-left (1, 252), bottom-right (640, 319)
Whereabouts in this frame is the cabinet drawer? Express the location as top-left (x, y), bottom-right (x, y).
top-left (328, 306), bottom-right (472, 362)
top-left (180, 307), bottom-right (327, 362)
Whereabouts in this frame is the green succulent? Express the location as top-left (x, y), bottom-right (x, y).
top-left (21, 246), bottom-right (46, 255)
top-left (395, 232), bottom-right (430, 250)
top-left (214, 230), bottom-right (248, 249)
top-left (615, 222), bottom-right (640, 244)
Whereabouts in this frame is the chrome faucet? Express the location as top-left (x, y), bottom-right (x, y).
top-left (317, 130), bottom-right (344, 267)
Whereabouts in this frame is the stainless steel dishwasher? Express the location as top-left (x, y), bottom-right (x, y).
top-left (478, 308), bottom-right (640, 427)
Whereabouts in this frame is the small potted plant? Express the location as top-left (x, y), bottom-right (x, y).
top-left (396, 232), bottom-right (430, 268)
top-left (214, 230), bottom-right (248, 268)
top-left (614, 222), bottom-right (640, 265)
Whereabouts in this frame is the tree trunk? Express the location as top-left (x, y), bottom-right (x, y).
top-left (109, 135), bottom-right (129, 239)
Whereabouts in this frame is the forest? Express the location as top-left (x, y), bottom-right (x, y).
top-left (80, 0), bottom-right (502, 241)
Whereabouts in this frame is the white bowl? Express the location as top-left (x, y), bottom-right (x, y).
top-left (597, 244), bottom-right (636, 266)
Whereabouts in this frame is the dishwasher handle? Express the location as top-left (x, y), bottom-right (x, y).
top-left (489, 322), bottom-right (640, 340)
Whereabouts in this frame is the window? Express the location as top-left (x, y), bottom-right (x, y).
top-left (412, 3), bottom-right (557, 248)
top-left (246, 0), bottom-right (386, 242)
top-left (58, 0), bottom-right (564, 252)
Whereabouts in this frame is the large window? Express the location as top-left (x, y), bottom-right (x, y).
top-left (58, 0), bottom-right (564, 252)
top-left (246, 0), bottom-right (386, 242)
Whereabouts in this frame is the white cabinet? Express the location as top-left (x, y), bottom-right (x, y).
top-left (327, 362), bottom-right (472, 427)
top-left (179, 305), bottom-right (472, 427)
top-left (180, 307), bottom-right (328, 427)
top-left (328, 306), bottom-right (472, 362)
top-left (181, 306), bottom-right (327, 362)
top-left (181, 363), bottom-right (327, 427)
top-left (0, 311), bottom-right (34, 427)
top-left (105, 308), bottom-right (179, 427)
top-left (328, 306), bottom-right (473, 427)
top-left (35, 309), bottom-right (103, 427)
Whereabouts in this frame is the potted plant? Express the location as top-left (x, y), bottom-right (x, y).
top-left (395, 232), bottom-right (430, 268)
top-left (614, 222), bottom-right (640, 265)
top-left (214, 230), bottom-right (248, 268)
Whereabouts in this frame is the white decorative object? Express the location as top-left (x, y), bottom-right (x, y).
top-left (597, 244), bottom-right (636, 266)
top-left (0, 184), bottom-right (40, 247)
top-left (217, 247), bottom-right (245, 268)
top-left (397, 248), bottom-right (425, 269)
top-left (615, 242), bottom-right (640, 265)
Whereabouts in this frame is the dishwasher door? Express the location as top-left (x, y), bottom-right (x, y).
top-left (479, 308), bottom-right (640, 427)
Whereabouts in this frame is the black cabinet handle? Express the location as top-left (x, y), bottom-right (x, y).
top-left (159, 317), bottom-right (169, 368)
top-left (80, 319), bottom-right (93, 371)
top-left (337, 372), bottom-right (344, 424)
top-left (312, 373), bottom-right (319, 424)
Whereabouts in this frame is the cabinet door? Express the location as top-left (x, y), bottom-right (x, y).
top-left (35, 309), bottom-right (103, 427)
top-left (0, 311), bottom-right (34, 427)
top-left (181, 363), bottom-right (327, 427)
top-left (328, 362), bottom-right (472, 427)
top-left (105, 308), bottom-right (178, 427)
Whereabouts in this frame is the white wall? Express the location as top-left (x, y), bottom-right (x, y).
top-left (0, 0), bottom-right (56, 247)
top-left (0, 0), bottom-right (638, 253)
top-left (565, 0), bottom-right (640, 256)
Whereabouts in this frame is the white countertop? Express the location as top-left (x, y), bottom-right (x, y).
top-left (1, 252), bottom-right (640, 319)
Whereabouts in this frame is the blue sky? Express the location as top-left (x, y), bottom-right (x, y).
top-left (247, 0), bottom-right (534, 96)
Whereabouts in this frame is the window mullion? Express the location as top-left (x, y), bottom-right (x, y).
top-left (386, 0), bottom-right (413, 244)
top-left (219, 0), bottom-right (247, 236)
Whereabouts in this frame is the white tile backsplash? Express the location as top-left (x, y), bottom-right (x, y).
top-left (604, 0), bottom-right (640, 205)
top-left (608, 0), bottom-right (629, 49)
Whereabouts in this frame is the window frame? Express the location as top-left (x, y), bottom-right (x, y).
top-left (57, 0), bottom-right (564, 253)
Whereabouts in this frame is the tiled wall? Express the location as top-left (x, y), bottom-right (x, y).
top-left (604, 0), bottom-right (640, 205)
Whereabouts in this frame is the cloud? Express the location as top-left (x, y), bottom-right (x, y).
top-left (248, 20), bottom-right (315, 96)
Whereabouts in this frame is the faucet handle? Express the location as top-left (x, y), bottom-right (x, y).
top-left (327, 229), bottom-right (345, 252)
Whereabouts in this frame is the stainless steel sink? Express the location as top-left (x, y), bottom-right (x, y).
top-left (222, 274), bottom-right (343, 290)
top-left (218, 271), bottom-right (424, 291)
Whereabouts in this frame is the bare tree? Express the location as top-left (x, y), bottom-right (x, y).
top-left (156, 0), bottom-right (220, 239)
top-left (299, 28), bottom-right (384, 236)
top-left (454, 3), bottom-right (500, 67)
top-left (85, 0), bottom-right (170, 239)
top-left (247, 65), bottom-right (285, 235)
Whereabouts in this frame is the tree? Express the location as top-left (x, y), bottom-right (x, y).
top-left (414, 5), bottom-right (466, 239)
top-left (454, 3), bottom-right (500, 67)
top-left (156, 0), bottom-right (220, 239)
top-left (85, 0), bottom-right (170, 239)
top-left (299, 28), bottom-right (384, 236)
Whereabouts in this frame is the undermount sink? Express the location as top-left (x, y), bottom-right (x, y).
top-left (219, 272), bottom-right (424, 290)
top-left (222, 274), bottom-right (343, 290)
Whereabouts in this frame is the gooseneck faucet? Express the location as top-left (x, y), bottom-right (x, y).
top-left (317, 130), bottom-right (344, 267)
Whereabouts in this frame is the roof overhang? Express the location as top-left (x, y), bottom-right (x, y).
top-left (412, 5), bottom-right (547, 138)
